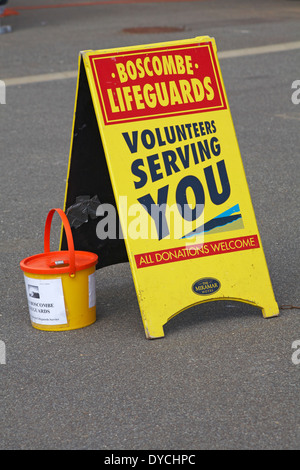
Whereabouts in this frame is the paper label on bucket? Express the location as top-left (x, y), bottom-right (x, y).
top-left (88, 272), bottom-right (96, 308)
top-left (24, 275), bottom-right (68, 326)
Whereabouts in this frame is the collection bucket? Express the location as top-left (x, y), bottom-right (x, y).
top-left (20, 208), bottom-right (98, 331)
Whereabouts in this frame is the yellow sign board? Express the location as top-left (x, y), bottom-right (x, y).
top-left (63, 36), bottom-right (279, 338)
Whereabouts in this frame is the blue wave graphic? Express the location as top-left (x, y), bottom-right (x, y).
top-left (182, 204), bottom-right (242, 239)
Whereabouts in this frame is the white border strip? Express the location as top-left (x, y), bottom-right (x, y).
top-left (4, 70), bottom-right (78, 86)
top-left (218, 40), bottom-right (300, 59)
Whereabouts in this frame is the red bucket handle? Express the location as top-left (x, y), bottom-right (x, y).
top-left (44, 208), bottom-right (76, 277)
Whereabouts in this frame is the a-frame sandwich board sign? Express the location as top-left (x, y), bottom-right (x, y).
top-left (62, 36), bottom-right (279, 339)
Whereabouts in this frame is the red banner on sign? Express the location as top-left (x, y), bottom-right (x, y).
top-left (134, 235), bottom-right (260, 268)
top-left (89, 42), bottom-right (227, 125)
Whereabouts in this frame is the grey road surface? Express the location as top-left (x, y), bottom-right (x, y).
top-left (0, 0), bottom-right (299, 450)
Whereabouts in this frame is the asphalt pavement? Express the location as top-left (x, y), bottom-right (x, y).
top-left (0, 0), bottom-right (299, 451)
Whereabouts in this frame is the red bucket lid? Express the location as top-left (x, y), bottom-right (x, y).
top-left (20, 250), bottom-right (98, 275)
top-left (20, 208), bottom-right (98, 276)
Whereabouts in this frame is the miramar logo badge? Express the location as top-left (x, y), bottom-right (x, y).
top-left (192, 277), bottom-right (221, 295)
